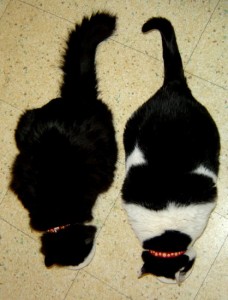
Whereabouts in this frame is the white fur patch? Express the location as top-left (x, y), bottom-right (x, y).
top-left (123, 202), bottom-right (215, 244)
top-left (192, 164), bottom-right (217, 183)
top-left (126, 144), bottom-right (147, 174)
top-left (157, 276), bottom-right (177, 284)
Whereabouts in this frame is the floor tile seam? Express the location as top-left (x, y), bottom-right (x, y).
top-left (95, 194), bottom-right (121, 239)
top-left (0, 0), bottom-right (11, 21)
top-left (107, 39), bottom-right (227, 90)
top-left (83, 269), bottom-right (132, 299)
top-left (97, 159), bottom-right (124, 210)
top-left (0, 99), bottom-right (23, 111)
top-left (11, 0), bottom-right (119, 28)
top-left (213, 208), bottom-right (228, 221)
top-left (186, 0), bottom-right (221, 67)
top-left (184, 71), bottom-right (227, 90)
top-left (0, 189), bottom-right (9, 206)
top-left (0, 191), bottom-right (121, 246)
top-left (110, 38), bottom-right (227, 90)
top-left (193, 233), bottom-right (228, 300)
top-left (4, 1), bottom-right (226, 90)
top-left (110, 38), bottom-right (212, 71)
top-left (118, 159), bottom-right (125, 166)
top-left (213, 211), bottom-right (228, 222)
top-left (17, 0), bottom-right (75, 24)
top-left (0, 214), bottom-right (37, 241)
top-left (62, 271), bottom-right (80, 300)
top-left (110, 38), bottom-right (160, 62)
top-left (85, 162), bottom-right (123, 237)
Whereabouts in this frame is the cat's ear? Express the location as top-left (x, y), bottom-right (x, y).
top-left (138, 264), bottom-right (150, 278)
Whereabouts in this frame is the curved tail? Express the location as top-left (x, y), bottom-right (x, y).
top-left (142, 17), bottom-right (186, 85)
top-left (60, 13), bottom-right (116, 100)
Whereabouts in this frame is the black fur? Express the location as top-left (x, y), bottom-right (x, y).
top-left (123, 167), bottom-right (217, 210)
top-left (141, 231), bottom-right (195, 280)
top-left (143, 231), bottom-right (191, 252)
top-left (41, 224), bottom-right (96, 267)
top-left (11, 13), bottom-right (117, 268)
top-left (122, 17), bottom-right (220, 282)
top-left (141, 250), bottom-right (195, 280)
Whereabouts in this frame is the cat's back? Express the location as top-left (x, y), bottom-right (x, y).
top-left (124, 83), bottom-right (220, 174)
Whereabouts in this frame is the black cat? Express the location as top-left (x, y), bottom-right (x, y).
top-left (122, 17), bottom-right (220, 284)
top-left (11, 13), bottom-right (117, 268)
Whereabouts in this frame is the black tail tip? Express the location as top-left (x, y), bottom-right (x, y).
top-left (142, 17), bottom-right (172, 33)
top-left (89, 12), bottom-right (116, 33)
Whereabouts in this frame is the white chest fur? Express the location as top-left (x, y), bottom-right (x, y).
top-left (123, 202), bottom-right (215, 244)
top-left (124, 144), bottom-right (217, 244)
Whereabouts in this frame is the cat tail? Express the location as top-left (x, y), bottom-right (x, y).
top-left (142, 17), bottom-right (186, 85)
top-left (60, 13), bottom-right (116, 101)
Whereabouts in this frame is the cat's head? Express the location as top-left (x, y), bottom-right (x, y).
top-left (41, 223), bottom-right (96, 268)
top-left (140, 247), bottom-right (196, 284)
top-left (139, 230), bottom-right (196, 284)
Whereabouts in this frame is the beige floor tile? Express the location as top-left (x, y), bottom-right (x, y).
top-left (0, 0), bottom-right (71, 110)
top-left (0, 101), bottom-right (20, 203)
top-left (0, 219), bottom-right (78, 300)
top-left (195, 235), bottom-right (228, 300)
top-left (66, 271), bottom-right (129, 300)
top-left (97, 39), bottom-right (163, 163)
top-left (92, 162), bottom-right (125, 229)
top-left (187, 75), bottom-right (228, 218)
top-left (85, 199), bottom-right (228, 300)
top-left (0, 189), bottom-right (37, 239)
top-left (0, 0), bottom-right (9, 18)
top-left (25, 0), bottom-right (107, 22)
top-left (104, 0), bottom-right (218, 63)
top-left (186, 0), bottom-right (227, 88)
top-left (1, 1), bottom-right (227, 300)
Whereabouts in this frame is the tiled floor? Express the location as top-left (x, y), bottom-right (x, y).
top-left (0, 0), bottom-right (227, 299)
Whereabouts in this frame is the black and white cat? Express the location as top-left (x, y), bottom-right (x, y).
top-left (122, 17), bottom-right (220, 284)
top-left (11, 13), bottom-right (117, 268)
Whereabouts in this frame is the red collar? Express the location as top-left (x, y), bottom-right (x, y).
top-left (47, 224), bottom-right (70, 233)
top-left (149, 250), bottom-right (185, 258)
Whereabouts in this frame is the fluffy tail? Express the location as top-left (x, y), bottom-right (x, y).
top-left (60, 13), bottom-right (116, 100)
top-left (142, 17), bottom-right (186, 85)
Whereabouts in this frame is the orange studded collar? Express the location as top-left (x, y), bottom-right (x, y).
top-left (47, 224), bottom-right (70, 233)
top-left (149, 250), bottom-right (185, 258)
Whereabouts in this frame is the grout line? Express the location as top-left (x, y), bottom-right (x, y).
top-left (186, 0), bottom-right (221, 66)
top-left (118, 159), bottom-right (125, 166)
top-left (95, 192), bottom-right (120, 238)
top-left (110, 38), bottom-right (160, 61)
top-left (6, 1), bottom-right (227, 94)
top-left (83, 270), bottom-right (132, 299)
top-left (18, 0), bottom-right (75, 24)
top-left (109, 40), bottom-right (227, 91)
top-left (0, 186), bottom-right (10, 206)
top-left (96, 161), bottom-right (124, 228)
top-left (62, 271), bottom-right (80, 300)
top-left (213, 211), bottom-right (228, 220)
top-left (0, 99), bottom-right (23, 111)
top-left (0, 215), bottom-right (37, 242)
top-left (194, 233), bottom-right (228, 300)
top-left (184, 71), bottom-right (227, 90)
top-left (0, 0), bottom-right (11, 21)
